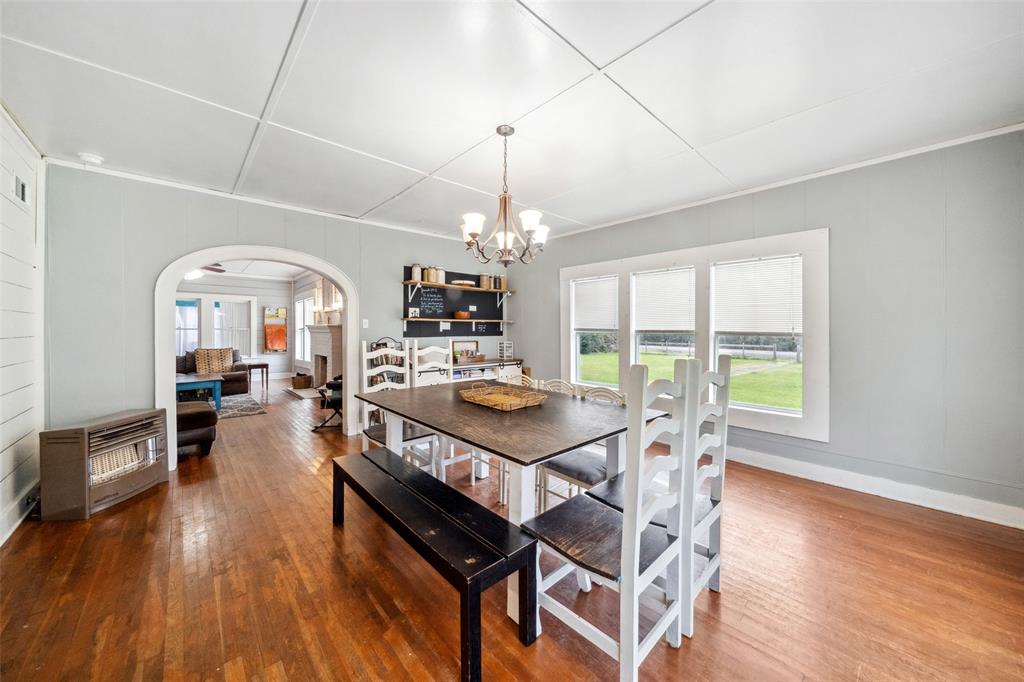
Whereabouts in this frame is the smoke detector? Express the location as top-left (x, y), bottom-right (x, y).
top-left (77, 152), bottom-right (104, 166)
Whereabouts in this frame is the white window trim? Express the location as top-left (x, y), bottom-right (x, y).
top-left (294, 288), bottom-right (315, 366)
top-left (560, 228), bottom-right (829, 443)
top-left (180, 293), bottom-right (259, 357)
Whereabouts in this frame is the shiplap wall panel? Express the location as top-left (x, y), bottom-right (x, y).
top-left (1, 225), bottom-right (34, 264)
top-left (0, 386), bottom-right (34, 424)
top-left (1, 111), bottom-right (41, 544)
top-left (0, 338), bottom-right (33, 366)
top-left (0, 409), bottom-right (34, 458)
top-left (0, 362), bottom-right (34, 394)
top-left (0, 281), bottom-right (32, 312)
top-left (0, 253), bottom-right (32, 288)
top-left (0, 310), bottom-right (33, 338)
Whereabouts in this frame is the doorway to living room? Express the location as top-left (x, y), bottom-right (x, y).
top-left (155, 246), bottom-right (360, 469)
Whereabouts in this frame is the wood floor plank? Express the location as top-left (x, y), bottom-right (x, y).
top-left (2, 379), bottom-right (1022, 681)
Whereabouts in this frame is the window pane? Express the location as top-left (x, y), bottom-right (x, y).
top-left (636, 332), bottom-right (695, 382)
top-left (714, 334), bottom-right (802, 412)
top-left (634, 268), bottom-right (695, 332)
top-left (713, 255), bottom-right (802, 335)
top-left (575, 332), bottom-right (619, 386)
top-left (214, 300), bottom-right (251, 355)
top-left (572, 276), bottom-right (618, 330)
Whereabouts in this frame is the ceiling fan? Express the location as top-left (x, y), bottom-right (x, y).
top-left (183, 263), bottom-right (225, 280)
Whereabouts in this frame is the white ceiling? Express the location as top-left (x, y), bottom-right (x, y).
top-left (215, 260), bottom-right (310, 281)
top-left (2, 1), bottom-right (1022, 239)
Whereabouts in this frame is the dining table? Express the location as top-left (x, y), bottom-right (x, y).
top-left (355, 380), bottom-right (664, 630)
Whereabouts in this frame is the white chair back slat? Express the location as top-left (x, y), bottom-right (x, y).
top-left (581, 386), bottom-right (626, 406)
top-left (542, 378), bottom-right (577, 396)
top-left (365, 363), bottom-right (405, 377)
top-left (696, 433), bottom-right (722, 456)
top-left (411, 340), bottom-right (453, 388)
top-left (503, 373), bottom-right (537, 388)
top-left (644, 379), bottom-right (683, 403)
top-left (641, 417), bottom-right (681, 450)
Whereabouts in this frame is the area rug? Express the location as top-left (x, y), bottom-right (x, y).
top-left (284, 386), bottom-right (320, 400)
top-left (214, 394), bottom-right (267, 419)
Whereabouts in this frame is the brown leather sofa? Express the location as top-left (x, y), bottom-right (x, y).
top-left (175, 349), bottom-right (250, 395)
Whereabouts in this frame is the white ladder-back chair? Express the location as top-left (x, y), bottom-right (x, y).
top-left (582, 355), bottom-right (733, 640)
top-left (522, 359), bottom-right (698, 682)
top-left (360, 342), bottom-right (437, 457)
top-left (539, 385), bottom-right (625, 511)
top-left (680, 354), bottom-right (730, 629)
top-left (410, 341), bottom-right (480, 483)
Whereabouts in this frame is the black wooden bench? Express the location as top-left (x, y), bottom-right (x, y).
top-left (333, 448), bottom-right (537, 681)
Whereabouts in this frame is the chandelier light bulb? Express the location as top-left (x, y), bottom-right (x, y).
top-left (519, 209), bottom-right (542, 233)
top-left (462, 213), bottom-right (485, 240)
top-left (532, 224), bottom-right (550, 245)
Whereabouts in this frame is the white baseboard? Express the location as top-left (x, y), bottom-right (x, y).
top-left (1, 481), bottom-right (39, 547)
top-left (728, 446), bottom-right (1024, 530)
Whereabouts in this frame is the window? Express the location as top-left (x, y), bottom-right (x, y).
top-left (571, 276), bottom-right (619, 386)
top-left (214, 300), bottom-right (252, 356)
top-left (712, 255), bottom-right (803, 413)
top-left (294, 295), bottom-right (314, 362)
top-left (560, 228), bottom-right (828, 442)
top-left (632, 268), bottom-right (696, 383)
top-left (175, 299), bottom-right (199, 355)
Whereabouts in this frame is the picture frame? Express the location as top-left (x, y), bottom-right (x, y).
top-left (453, 340), bottom-right (479, 355)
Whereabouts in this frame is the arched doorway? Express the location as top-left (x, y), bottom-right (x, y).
top-left (155, 246), bottom-right (360, 469)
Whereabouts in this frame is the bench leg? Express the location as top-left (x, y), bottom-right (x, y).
top-left (460, 584), bottom-right (482, 682)
top-left (518, 544), bottom-right (539, 645)
top-left (332, 464), bottom-right (345, 526)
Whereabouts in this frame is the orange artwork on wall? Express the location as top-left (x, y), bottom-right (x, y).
top-left (264, 307), bottom-right (288, 352)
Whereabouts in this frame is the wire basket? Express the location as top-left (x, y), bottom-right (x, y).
top-left (459, 383), bottom-right (547, 412)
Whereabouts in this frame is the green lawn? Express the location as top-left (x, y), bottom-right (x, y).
top-left (578, 352), bottom-right (803, 411)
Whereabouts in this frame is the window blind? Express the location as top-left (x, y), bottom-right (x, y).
top-left (713, 255), bottom-right (802, 334)
top-left (634, 267), bottom-right (695, 331)
top-left (572, 276), bottom-right (618, 330)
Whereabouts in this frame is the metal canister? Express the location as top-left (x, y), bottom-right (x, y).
top-left (480, 273), bottom-right (492, 290)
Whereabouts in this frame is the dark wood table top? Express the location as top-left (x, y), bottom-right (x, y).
top-left (356, 381), bottom-right (662, 466)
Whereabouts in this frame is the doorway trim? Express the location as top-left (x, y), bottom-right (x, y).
top-left (155, 246), bottom-right (360, 469)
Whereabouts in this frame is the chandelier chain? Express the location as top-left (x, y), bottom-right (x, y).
top-left (502, 135), bottom-right (509, 194)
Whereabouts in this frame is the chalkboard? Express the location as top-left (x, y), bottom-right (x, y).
top-left (402, 266), bottom-right (506, 338)
top-left (418, 288), bottom-right (445, 317)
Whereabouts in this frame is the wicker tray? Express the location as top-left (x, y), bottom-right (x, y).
top-left (459, 383), bottom-right (547, 412)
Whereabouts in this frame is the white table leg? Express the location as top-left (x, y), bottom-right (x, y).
top-left (605, 432), bottom-right (627, 475)
top-left (506, 461), bottom-right (538, 631)
top-left (384, 411), bottom-right (403, 453)
top-left (472, 453), bottom-right (490, 479)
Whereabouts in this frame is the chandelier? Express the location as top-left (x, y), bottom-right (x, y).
top-left (460, 125), bottom-right (549, 267)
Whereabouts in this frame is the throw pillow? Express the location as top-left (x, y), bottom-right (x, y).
top-left (184, 351), bottom-right (197, 374)
top-left (195, 348), bottom-right (234, 374)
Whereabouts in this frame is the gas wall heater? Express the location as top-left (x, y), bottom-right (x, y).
top-left (40, 408), bottom-right (168, 520)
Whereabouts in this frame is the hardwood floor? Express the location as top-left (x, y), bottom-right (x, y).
top-left (2, 381), bottom-right (1022, 681)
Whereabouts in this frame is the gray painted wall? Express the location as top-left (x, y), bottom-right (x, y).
top-left (177, 272), bottom-right (298, 374)
top-left (45, 165), bottom-right (506, 426)
top-left (509, 132), bottom-right (1024, 508)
